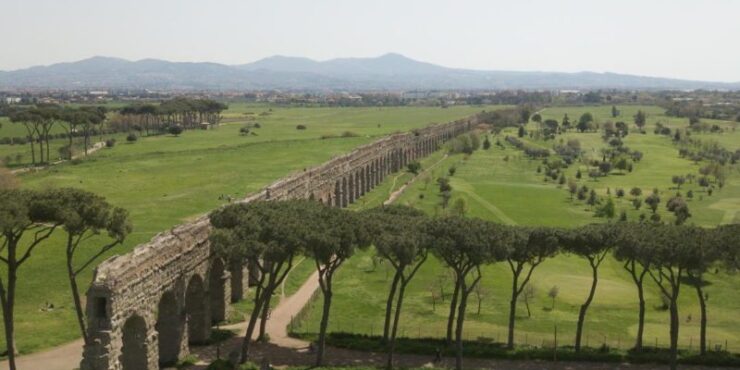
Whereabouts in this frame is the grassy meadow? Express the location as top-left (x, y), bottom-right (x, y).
top-left (293, 105), bottom-right (740, 353)
top-left (1, 103), bottom-right (495, 354)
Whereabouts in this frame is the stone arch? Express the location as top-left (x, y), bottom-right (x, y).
top-left (120, 314), bottom-right (149, 370)
top-left (341, 177), bottom-right (348, 207)
top-left (334, 180), bottom-right (342, 207)
top-left (229, 261), bottom-right (247, 302)
top-left (374, 159), bottom-right (380, 184)
top-left (365, 164), bottom-right (371, 192)
top-left (156, 290), bottom-right (184, 366)
top-left (358, 168), bottom-right (365, 196)
top-left (209, 258), bottom-right (226, 324)
top-left (186, 274), bottom-right (209, 344)
top-left (347, 174), bottom-right (355, 204)
top-left (354, 171), bottom-right (361, 199)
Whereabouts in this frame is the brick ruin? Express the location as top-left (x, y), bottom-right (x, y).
top-left (80, 116), bottom-right (476, 370)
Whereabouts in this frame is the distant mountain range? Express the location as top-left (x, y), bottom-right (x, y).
top-left (1, 53), bottom-right (739, 91)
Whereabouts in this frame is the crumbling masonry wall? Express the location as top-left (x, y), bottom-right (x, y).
top-left (80, 116), bottom-right (476, 370)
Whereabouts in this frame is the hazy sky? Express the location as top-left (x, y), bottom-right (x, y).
top-left (2, 0), bottom-right (739, 82)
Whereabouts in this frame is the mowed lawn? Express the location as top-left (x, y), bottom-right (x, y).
top-left (2, 104), bottom-right (496, 354)
top-left (294, 105), bottom-right (740, 352)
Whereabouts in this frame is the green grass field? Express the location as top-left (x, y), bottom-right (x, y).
top-left (293, 105), bottom-right (740, 353)
top-left (2, 103), bottom-right (496, 355)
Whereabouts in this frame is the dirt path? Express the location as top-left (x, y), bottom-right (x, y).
top-left (10, 141), bottom-right (106, 174)
top-left (0, 339), bottom-right (83, 370)
top-left (280, 257), bottom-right (306, 299)
top-left (384, 154), bottom-right (448, 205)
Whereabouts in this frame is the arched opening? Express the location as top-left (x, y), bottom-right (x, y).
top-left (348, 175), bottom-right (355, 204)
top-left (186, 275), bottom-right (209, 344)
top-left (365, 164), bottom-right (371, 191)
top-left (358, 168), bottom-right (365, 196)
top-left (156, 291), bottom-right (183, 366)
top-left (230, 261), bottom-right (246, 302)
top-left (209, 258), bottom-right (226, 324)
top-left (355, 169), bottom-right (362, 199)
top-left (334, 180), bottom-right (341, 208)
top-left (341, 177), bottom-right (348, 207)
top-left (121, 314), bottom-right (148, 370)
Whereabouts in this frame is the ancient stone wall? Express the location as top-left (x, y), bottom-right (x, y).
top-left (80, 115), bottom-right (476, 370)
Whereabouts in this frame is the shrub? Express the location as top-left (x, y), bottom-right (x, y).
top-left (406, 161), bottom-right (421, 175)
top-left (168, 125), bottom-right (183, 136)
top-left (437, 177), bottom-right (452, 193)
top-left (105, 139), bottom-right (116, 148)
top-left (296, 124), bottom-right (307, 130)
top-left (205, 359), bottom-right (232, 370)
top-left (58, 145), bottom-right (72, 159)
top-left (126, 133), bottom-right (138, 142)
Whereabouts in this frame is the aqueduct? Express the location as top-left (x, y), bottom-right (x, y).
top-left (80, 116), bottom-right (476, 370)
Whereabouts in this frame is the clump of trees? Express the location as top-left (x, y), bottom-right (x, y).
top-left (505, 136), bottom-right (550, 158)
top-left (0, 188), bottom-right (131, 370)
top-left (447, 133), bottom-right (481, 155)
top-left (7, 105), bottom-right (108, 164)
top-left (478, 105), bottom-right (535, 133)
top-left (115, 98), bottom-right (227, 135)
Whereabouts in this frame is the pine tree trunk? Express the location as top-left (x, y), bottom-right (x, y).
top-left (507, 272), bottom-right (519, 349)
top-left (316, 286), bottom-right (332, 366)
top-left (0, 256), bottom-right (18, 370)
top-left (38, 138), bottom-right (45, 163)
top-left (386, 282), bottom-right (407, 370)
top-left (240, 271), bottom-right (269, 363)
top-left (695, 284), bottom-right (707, 355)
top-left (669, 297), bottom-right (679, 370)
top-left (258, 289), bottom-right (273, 341)
top-left (454, 289), bottom-right (469, 370)
top-left (446, 277), bottom-right (461, 344)
top-left (67, 134), bottom-right (74, 160)
top-left (45, 133), bottom-right (50, 163)
top-left (383, 270), bottom-right (401, 342)
top-left (575, 262), bottom-right (599, 352)
top-left (635, 282), bottom-right (645, 351)
top-left (66, 247), bottom-right (88, 344)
